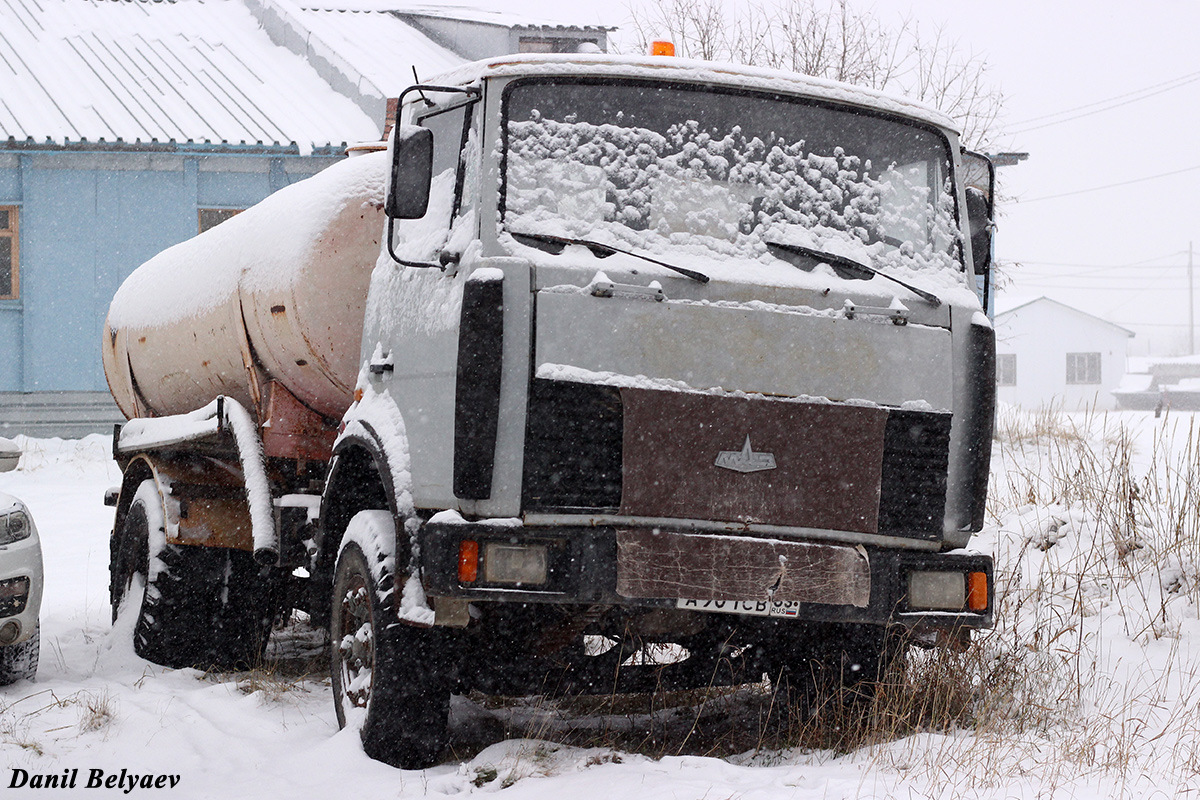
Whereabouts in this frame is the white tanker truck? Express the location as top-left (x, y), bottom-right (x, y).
top-left (103, 52), bottom-right (998, 768)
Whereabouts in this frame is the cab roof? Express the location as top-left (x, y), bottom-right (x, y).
top-left (424, 52), bottom-right (960, 135)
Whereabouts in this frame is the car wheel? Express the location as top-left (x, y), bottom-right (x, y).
top-left (330, 510), bottom-right (449, 769)
top-left (0, 621), bottom-right (39, 685)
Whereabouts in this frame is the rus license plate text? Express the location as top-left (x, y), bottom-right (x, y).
top-left (676, 598), bottom-right (801, 617)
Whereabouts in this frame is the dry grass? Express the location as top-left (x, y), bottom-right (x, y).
top-left (0, 687), bottom-right (119, 756)
top-left (218, 612), bottom-right (329, 703)
top-left (887, 405), bottom-right (1200, 790)
top-left (0, 692), bottom-right (46, 755)
top-left (76, 690), bottom-right (115, 734)
top-left (455, 641), bottom-right (1008, 763)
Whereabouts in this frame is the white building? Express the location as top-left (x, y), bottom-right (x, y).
top-left (995, 296), bottom-right (1135, 410)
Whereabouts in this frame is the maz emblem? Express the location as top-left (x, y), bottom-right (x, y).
top-left (715, 436), bottom-right (777, 473)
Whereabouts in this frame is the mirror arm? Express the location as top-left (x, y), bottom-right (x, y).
top-left (396, 83), bottom-right (480, 110)
top-left (386, 217), bottom-right (445, 270)
top-left (386, 83), bottom-right (481, 268)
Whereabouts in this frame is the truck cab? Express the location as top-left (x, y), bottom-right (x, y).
top-left (326, 53), bottom-right (995, 764)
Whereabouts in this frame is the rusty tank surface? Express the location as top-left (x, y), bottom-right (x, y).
top-left (103, 149), bottom-right (387, 437)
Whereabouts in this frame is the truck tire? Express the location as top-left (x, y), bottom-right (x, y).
top-left (111, 479), bottom-right (275, 671)
top-left (330, 510), bottom-right (450, 769)
top-left (0, 622), bottom-right (39, 685)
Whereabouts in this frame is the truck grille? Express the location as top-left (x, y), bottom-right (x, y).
top-left (878, 410), bottom-right (951, 539)
top-left (523, 378), bottom-right (950, 541)
top-left (522, 380), bottom-right (623, 510)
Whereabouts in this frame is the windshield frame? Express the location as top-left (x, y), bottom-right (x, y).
top-left (497, 75), bottom-right (965, 274)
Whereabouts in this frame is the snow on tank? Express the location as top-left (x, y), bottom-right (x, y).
top-left (103, 149), bottom-right (387, 422)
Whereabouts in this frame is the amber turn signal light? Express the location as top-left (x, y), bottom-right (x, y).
top-left (651, 40), bottom-right (675, 57)
top-left (967, 571), bottom-right (988, 611)
top-left (458, 540), bottom-right (479, 583)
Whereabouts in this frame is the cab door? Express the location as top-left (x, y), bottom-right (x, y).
top-left (361, 93), bottom-right (482, 507)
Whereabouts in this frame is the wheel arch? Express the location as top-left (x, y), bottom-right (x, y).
top-left (321, 433), bottom-right (391, 558)
top-left (111, 455), bottom-right (167, 549)
top-left (314, 422), bottom-right (412, 622)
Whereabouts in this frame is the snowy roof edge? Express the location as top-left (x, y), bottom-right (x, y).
top-left (302, 1), bottom-right (613, 30)
top-left (0, 137), bottom-right (352, 156)
top-left (996, 296), bottom-right (1137, 338)
top-left (247, 0), bottom-right (389, 111)
top-left (398, 10), bottom-right (613, 32)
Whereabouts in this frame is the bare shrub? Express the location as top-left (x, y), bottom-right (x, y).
top-left (622, 0), bottom-right (1005, 149)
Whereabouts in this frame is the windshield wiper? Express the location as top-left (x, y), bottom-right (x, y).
top-left (765, 240), bottom-right (941, 307)
top-left (511, 231), bottom-right (710, 284)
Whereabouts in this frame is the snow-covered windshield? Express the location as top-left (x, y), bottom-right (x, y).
top-left (501, 79), bottom-right (962, 276)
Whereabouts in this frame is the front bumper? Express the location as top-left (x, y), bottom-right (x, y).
top-left (0, 528), bottom-right (43, 647)
top-left (420, 521), bottom-right (993, 630)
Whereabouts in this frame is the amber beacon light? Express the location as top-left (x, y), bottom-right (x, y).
top-left (650, 40), bottom-right (676, 56)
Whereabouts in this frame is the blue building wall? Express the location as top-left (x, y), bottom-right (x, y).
top-left (0, 155), bottom-right (23, 391)
top-left (0, 147), bottom-right (343, 394)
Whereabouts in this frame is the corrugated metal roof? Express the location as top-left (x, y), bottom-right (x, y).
top-left (0, 0), bottom-right (381, 150)
top-left (305, 0), bottom-right (612, 30)
top-left (295, 8), bottom-right (466, 97)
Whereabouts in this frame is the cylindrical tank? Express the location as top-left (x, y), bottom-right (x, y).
top-left (103, 150), bottom-right (387, 422)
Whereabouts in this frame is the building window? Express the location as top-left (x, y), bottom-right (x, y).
top-left (996, 353), bottom-right (1016, 386)
top-left (1066, 352), bottom-right (1102, 385)
top-left (0, 206), bottom-right (17, 300)
top-left (199, 208), bottom-right (242, 233)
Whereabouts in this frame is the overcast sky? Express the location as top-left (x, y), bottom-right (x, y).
top-left (494, 0), bottom-right (1200, 354)
top-left (930, 0), bottom-right (1200, 357)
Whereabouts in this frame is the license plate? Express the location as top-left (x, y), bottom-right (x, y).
top-left (676, 598), bottom-right (801, 618)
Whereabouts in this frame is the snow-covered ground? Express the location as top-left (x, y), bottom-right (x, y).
top-left (3, 413), bottom-right (1200, 798)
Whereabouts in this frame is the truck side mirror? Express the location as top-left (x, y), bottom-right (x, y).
top-left (386, 126), bottom-right (433, 220)
top-left (960, 150), bottom-right (996, 279)
top-left (966, 186), bottom-right (992, 276)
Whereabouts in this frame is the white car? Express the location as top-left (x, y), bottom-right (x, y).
top-left (0, 492), bottom-right (41, 684)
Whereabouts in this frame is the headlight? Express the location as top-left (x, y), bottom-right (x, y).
top-left (0, 510), bottom-right (31, 545)
top-left (907, 570), bottom-right (966, 611)
top-left (484, 543), bottom-right (548, 586)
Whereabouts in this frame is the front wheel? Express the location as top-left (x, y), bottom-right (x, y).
top-left (0, 622), bottom-right (39, 685)
top-left (330, 510), bottom-right (450, 769)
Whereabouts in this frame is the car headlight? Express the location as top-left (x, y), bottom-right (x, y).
top-left (0, 510), bottom-right (31, 545)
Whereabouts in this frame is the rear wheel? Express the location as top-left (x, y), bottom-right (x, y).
top-left (330, 510), bottom-right (450, 769)
top-left (111, 479), bottom-right (278, 670)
